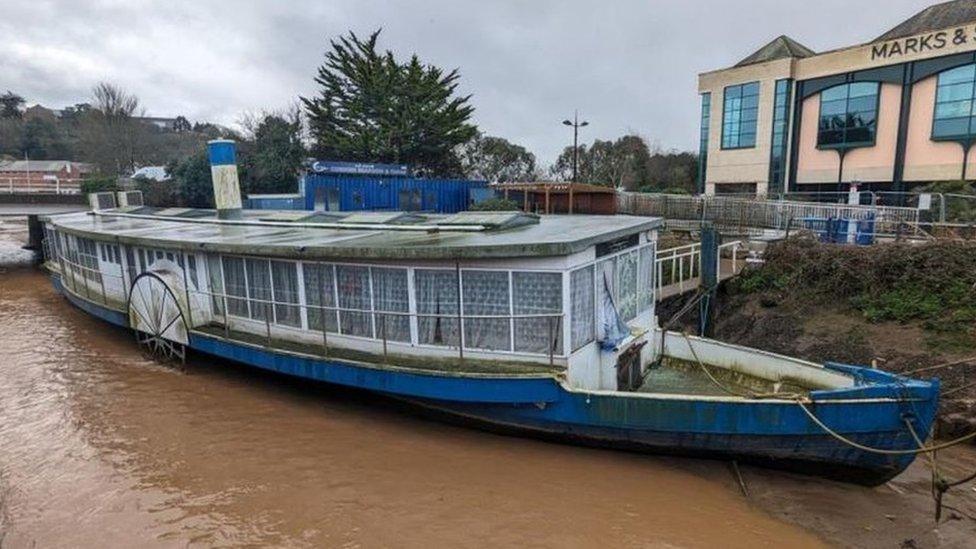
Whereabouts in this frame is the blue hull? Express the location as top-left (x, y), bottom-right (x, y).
top-left (52, 274), bottom-right (939, 484)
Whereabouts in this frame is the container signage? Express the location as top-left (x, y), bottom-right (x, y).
top-left (310, 161), bottom-right (409, 177)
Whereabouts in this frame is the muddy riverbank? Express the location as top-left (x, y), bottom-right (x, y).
top-left (1, 227), bottom-right (975, 547)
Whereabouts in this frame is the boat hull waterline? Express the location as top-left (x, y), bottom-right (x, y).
top-left (53, 273), bottom-right (939, 485)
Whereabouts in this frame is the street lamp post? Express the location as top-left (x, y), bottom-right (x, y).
top-left (562, 111), bottom-right (588, 183)
top-left (562, 111), bottom-right (588, 215)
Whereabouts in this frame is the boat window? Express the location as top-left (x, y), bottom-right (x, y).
top-left (271, 261), bottom-right (301, 328)
top-left (187, 255), bottom-right (198, 290)
top-left (207, 255), bottom-right (225, 315)
top-left (638, 246), bottom-right (654, 314)
top-left (371, 267), bottom-right (411, 342)
top-left (570, 266), bottom-right (595, 351)
top-left (462, 270), bottom-right (511, 351)
top-left (512, 272), bottom-right (563, 354)
top-left (415, 269), bottom-right (459, 347)
top-left (76, 237), bottom-right (101, 283)
top-left (336, 265), bottom-right (373, 337)
top-left (222, 256), bottom-right (249, 317)
top-left (616, 250), bottom-right (639, 321)
top-left (245, 258), bottom-right (273, 322)
top-left (303, 263), bottom-right (338, 332)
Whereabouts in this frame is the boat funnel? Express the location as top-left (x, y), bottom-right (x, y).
top-left (207, 139), bottom-right (243, 219)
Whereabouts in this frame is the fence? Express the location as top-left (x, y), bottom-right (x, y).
top-left (654, 240), bottom-right (743, 296)
top-left (618, 192), bottom-right (921, 236)
top-left (2, 176), bottom-right (82, 194)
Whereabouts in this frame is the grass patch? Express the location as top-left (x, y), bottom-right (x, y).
top-left (729, 237), bottom-right (976, 349)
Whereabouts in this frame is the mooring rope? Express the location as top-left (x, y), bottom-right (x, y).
top-left (677, 331), bottom-right (976, 457)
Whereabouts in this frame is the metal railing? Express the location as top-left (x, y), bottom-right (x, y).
top-left (654, 240), bottom-right (743, 296)
top-left (618, 192), bottom-right (921, 234)
top-left (655, 242), bottom-right (700, 295)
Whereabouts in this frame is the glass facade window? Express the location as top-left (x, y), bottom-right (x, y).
top-left (768, 79), bottom-right (792, 195)
top-left (933, 64), bottom-right (976, 140)
top-left (721, 82), bottom-right (759, 149)
top-left (697, 92), bottom-right (711, 192)
top-left (817, 82), bottom-right (879, 149)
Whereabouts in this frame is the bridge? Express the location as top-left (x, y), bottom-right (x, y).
top-left (655, 240), bottom-right (746, 301)
top-left (0, 193), bottom-right (87, 250)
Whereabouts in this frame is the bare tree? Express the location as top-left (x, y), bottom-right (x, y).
top-left (92, 82), bottom-right (141, 119)
top-left (77, 82), bottom-right (148, 175)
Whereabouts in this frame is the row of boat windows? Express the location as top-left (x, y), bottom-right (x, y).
top-left (209, 257), bottom-right (568, 355)
top-left (46, 228), bottom-right (654, 357)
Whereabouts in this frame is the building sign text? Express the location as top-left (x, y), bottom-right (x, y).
top-left (871, 27), bottom-right (972, 61)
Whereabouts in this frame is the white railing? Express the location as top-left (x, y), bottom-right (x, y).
top-left (717, 240), bottom-right (744, 280)
top-left (618, 192), bottom-right (921, 232)
top-left (655, 242), bottom-right (700, 296)
top-left (654, 240), bottom-right (744, 298)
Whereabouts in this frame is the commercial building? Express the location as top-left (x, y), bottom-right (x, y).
top-left (698, 0), bottom-right (976, 196)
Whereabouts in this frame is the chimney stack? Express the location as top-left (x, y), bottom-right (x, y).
top-left (207, 139), bottom-right (243, 219)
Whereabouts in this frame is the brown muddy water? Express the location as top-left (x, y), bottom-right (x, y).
top-left (0, 226), bottom-right (974, 548)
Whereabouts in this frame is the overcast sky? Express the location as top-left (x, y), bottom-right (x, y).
top-left (1, 0), bottom-right (934, 165)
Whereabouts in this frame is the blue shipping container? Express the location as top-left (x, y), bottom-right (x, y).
top-left (302, 174), bottom-right (487, 214)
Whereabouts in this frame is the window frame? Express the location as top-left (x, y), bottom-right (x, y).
top-left (721, 82), bottom-right (760, 150)
top-left (932, 63), bottom-right (976, 142)
top-left (816, 82), bottom-right (881, 151)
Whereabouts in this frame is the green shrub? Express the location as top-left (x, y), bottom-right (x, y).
top-left (80, 176), bottom-right (119, 194)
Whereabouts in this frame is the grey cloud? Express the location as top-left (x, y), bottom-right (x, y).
top-left (0, 0), bottom-right (928, 164)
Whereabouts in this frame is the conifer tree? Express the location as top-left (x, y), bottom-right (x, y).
top-left (302, 30), bottom-right (476, 176)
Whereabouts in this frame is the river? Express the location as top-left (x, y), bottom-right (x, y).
top-left (0, 226), bottom-right (829, 548)
top-left (3, 224), bottom-right (976, 548)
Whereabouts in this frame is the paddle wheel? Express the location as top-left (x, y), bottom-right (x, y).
top-left (127, 271), bottom-right (189, 365)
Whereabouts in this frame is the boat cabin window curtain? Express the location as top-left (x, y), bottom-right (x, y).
top-left (222, 256), bottom-right (248, 318)
top-left (271, 261), bottom-right (301, 328)
top-left (336, 265), bottom-right (373, 338)
top-left (371, 267), bottom-right (411, 343)
top-left (207, 255), bottom-right (224, 316)
top-left (302, 263), bottom-right (338, 332)
top-left (637, 246), bottom-right (654, 315)
top-left (616, 250), bottom-right (639, 322)
top-left (245, 258), bottom-right (273, 322)
top-left (595, 258), bottom-right (615, 342)
top-left (570, 266), bottom-right (595, 352)
top-left (462, 270), bottom-right (511, 351)
top-left (415, 269), bottom-right (459, 347)
top-left (513, 272), bottom-right (563, 354)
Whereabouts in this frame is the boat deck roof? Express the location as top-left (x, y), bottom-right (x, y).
top-left (44, 208), bottom-right (661, 260)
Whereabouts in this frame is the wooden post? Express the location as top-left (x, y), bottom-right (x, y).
top-left (523, 187), bottom-right (529, 212)
top-left (545, 185), bottom-right (551, 214)
top-left (568, 184), bottom-right (574, 214)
